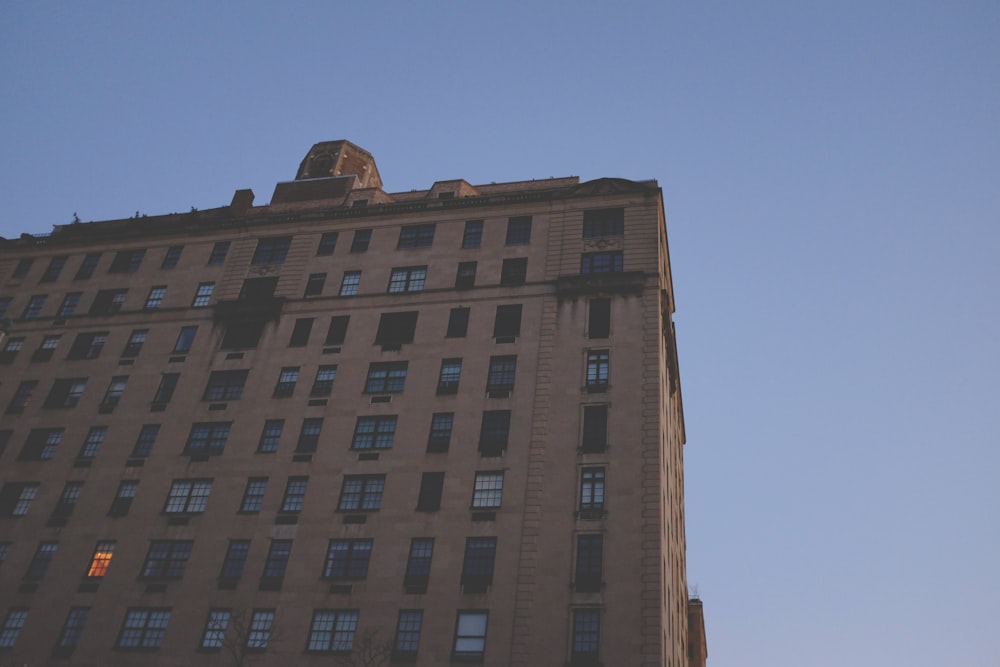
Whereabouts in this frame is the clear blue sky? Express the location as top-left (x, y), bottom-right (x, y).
top-left (2, 3), bottom-right (998, 665)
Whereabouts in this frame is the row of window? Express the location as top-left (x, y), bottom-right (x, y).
top-left (3, 348), bottom-right (611, 419)
top-left (0, 463), bottom-right (606, 526)
top-left (0, 603), bottom-right (604, 661)
top-left (1, 298), bottom-right (612, 371)
top-left (0, 245), bottom-right (628, 323)
top-left (7, 209), bottom-right (626, 285)
top-left (1, 398), bottom-right (608, 466)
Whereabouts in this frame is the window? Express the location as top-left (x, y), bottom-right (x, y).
top-left (472, 472), bottom-right (504, 509)
top-left (0, 336), bottom-right (24, 364)
top-left (394, 610), bottom-right (423, 660)
top-left (161, 245), bottom-right (183, 269)
top-left (0, 430), bottom-right (8, 459)
top-left (32, 335), bottom-right (60, 362)
top-left (6, 380), bottom-right (37, 414)
top-left (574, 535), bottom-right (604, 592)
top-left (351, 416), bottom-right (396, 450)
top-left (500, 257), bottom-right (527, 286)
top-left (24, 541), bottom-right (58, 580)
top-left (280, 477), bottom-right (308, 513)
top-left (140, 540), bottom-right (193, 580)
top-left (375, 311), bottom-right (418, 347)
top-left (220, 540), bottom-right (250, 579)
top-left (493, 304), bottom-right (522, 339)
top-left (571, 609), bottom-right (601, 662)
top-left (0, 609), bottom-right (28, 649)
top-left (427, 412), bottom-right (454, 452)
top-left (121, 329), bottom-right (148, 358)
top-left (388, 266), bottom-right (427, 293)
top-left (240, 478), bottom-right (268, 513)
top-left (240, 277), bottom-right (278, 300)
top-left (173, 326), bottom-right (197, 353)
top-left (453, 611), bottom-right (488, 660)
top-left (89, 288), bottom-right (127, 315)
top-left (338, 475), bottom-right (385, 512)
top-left (325, 315), bottom-right (350, 345)
top-left (505, 216), bottom-right (532, 245)
top-left (143, 286), bottom-right (166, 310)
top-left (0, 297), bottom-right (8, 319)
top-left (108, 481), bottom-right (138, 517)
top-left (100, 375), bottom-right (128, 411)
top-left (580, 251), bottom-right (623, 274)
top-left (446, 307), bottom-right (470, 337)
top-left (79, 426), bottom-right (107, 459)
top-left (580, 467), bottom-right (605, 512)
top-left (583, 207), bottom-right (624, 237)
top-left (57, 292), bottom-right (81, 317)
top-left (252, 236), bottom-right (292, 265)
top-left (350, 229), bottom-right (371, 252)
top-left (581, 405), bottom-right (608, 452)
top-left (487, 355), bottom-right (517, 394)
top-left (416, 472), bottom-right (444, 512)
top-left (304, 272), bottom-right (326, 296)
top-left (455, 261), bottom-right (477, 289)
top-left (108, 249), bottom-right (146, 273)
top-left (75, 253), bottom-right (101, 279)
top-left (163, 479), bottom-right (212, 513)
top-left (586, 350), bottom-right (609, 390)
top-left (200, 609), bottom-right (231, 650)
top-left (262, 539), bottom-right (292, 579)
top-left (323, 539), bottom-right (372, 579)
top-left (208, 241), bottom-right (230, 265)
top-left (462, 220), bottom-right (483, 249)
top-left (49, 481), bottom-right (83, 523)
top-left (437, 358), bottom-right (462, 395)
top-left (132, 424), bottom-right (160, 457)
top-left (258, 419), bottom-right (284, 453)
top-left (22, 294), bottom-right (47, 318)
top-left (39, 255), bottom-right (67, 282)
top-left (152, 373), bottom-right (179, 405)
top-left (192, 282), bottom-right (215, 307)
top-left (289, 318), bottom-right (314, 347)
top-left (86, 541), bottom-right (115, 577)
top-left (398, 224), bottom-right (435, 248)
top-left (67, 331), bottom-right (107, 359)
top-left (317, 232), bottom-right (339, 256)
top-left (19, 428), bottom-right (64, 460)
top-left (245, 610), bottom-right (275, 651)
top-left (339, 271), bottom-right (361, 296)
top-left (0, 542), bottom-right (10, 565)
top-left (404, 538), bottom-right (434, 589)
top-left (202, 370), bottom-right (248, 402)
top-left (461, 538), bottom-right (496, 591)
top-left (185, 422), bottom-right (231, 456)
top-left (311, 366), bottom-right (337, 397)
top-left (12, 257), bottom-right (34, 279)
top-left (115, 608), bottom-right (170, 650)
top-left (352, 198), bottom-right (368, 208)
top-left (588, 299), bottom-right (611, 338)
top-left (479, 410), bottom-right (511, 457)
top-left (306, 610), bottom-right (358, 653)
top-left (55, 607), bottom-right (90, 654)
top-left (0, 483), bottom-right (39, 517)
top-left (291, 419), bottom-right (322, 455)
top-left (364, 361), bottom-right (408, 393)
top-left (273, 367), bottom-right (299, 398)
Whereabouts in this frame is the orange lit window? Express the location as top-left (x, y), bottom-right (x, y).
top-left (87, 541), bottom-right (116, 577)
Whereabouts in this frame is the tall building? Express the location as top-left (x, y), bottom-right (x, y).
top-left (0, 140), bottom-right (691, 666)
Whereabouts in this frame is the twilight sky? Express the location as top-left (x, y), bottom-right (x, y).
top-left (2, 3), bottom-right (998, 665)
